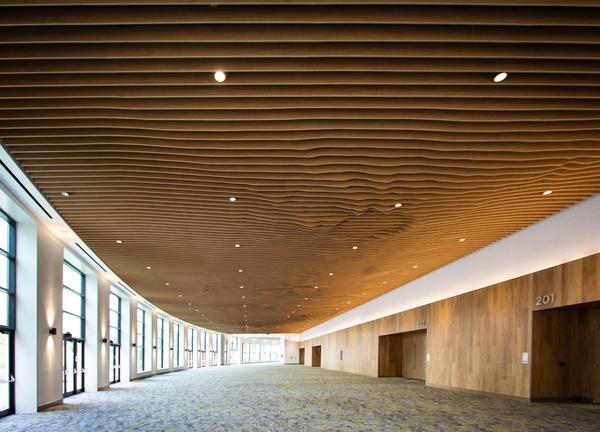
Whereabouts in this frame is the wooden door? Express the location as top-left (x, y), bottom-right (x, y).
top-left (402, 331), bottom-right (426, 380)
top-left (299, 347), bottom-right (305, 365)
top-left (378, 334), bottom-right (403, 377)
top-left (312, 345), bottom-right (321, 367)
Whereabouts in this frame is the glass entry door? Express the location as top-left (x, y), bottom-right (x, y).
top-left (110, 343), bottom-right (120, 384)
top-left (0, 330), bottom-right (14, 417)
top-left (63, 337), bottom-right (84, 397)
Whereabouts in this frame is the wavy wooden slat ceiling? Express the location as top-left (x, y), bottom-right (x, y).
top-left (1, 1), bottom-right (600, 333)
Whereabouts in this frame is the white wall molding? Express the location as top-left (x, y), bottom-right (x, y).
top-left (301, 193), bottom-right (600, 341)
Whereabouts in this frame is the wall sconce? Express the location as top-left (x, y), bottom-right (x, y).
top-left (49, 327), bottom-right (57, 335)
top-left (102, 337), bottom-right (108, 343)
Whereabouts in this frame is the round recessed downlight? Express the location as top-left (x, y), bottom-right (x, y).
top-left (61, 191), bottom-right (71, 197)
top-left (494, 72), bottom-right (508, 83)
top-left (234, 244), bottom-right (241, 248)
top-left (116, 240), bottom-right (122, 244)
top-left (412, 265), bottom-right (418, 269)
top-left (542, 190), bottom-right (553, 196)
top-left (229, 196), bottom-right (237, 202)
top-left (352, 246), bottom-right (358, 250)
top-left (146, 266), bottom-right (152, 269)
top-left (214, 71), bottom-right (227, 82)
top-left (238, 269), bottom-right (243, 273)
top-left (328, 272), bottom-right (334, 276)
top-left (459, 238), bottom-right (466, 242)
top-left (394, 203), bottom-right (402, 208)
top-left (178, 294), bottom-right (182, 298)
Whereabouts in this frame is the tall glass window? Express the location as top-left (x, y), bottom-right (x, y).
top-left (62, 262), bottom-right (85, 339)
top-left (173, 322), bottom-right (183, 367)
top-left (109, 292), bottom-right (121, 384)
top-left (136, 307), bottom-right (147, 372)
top-left (62, 261), bottom-right (85, 398)
top-left (0, 211), bottom-right (15, 417)
top-left (109, 292), bottom-right (121, 345)
top-left (157, 316), bottom-right (167, 369)
top-left (187, 327), bottom-right (195, 368)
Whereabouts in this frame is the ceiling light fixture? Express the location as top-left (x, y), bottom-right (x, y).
top-left (352, 246), bottom-right (358, 250)
top-left (238, 269), bottom-right (243, 273)
top-left (60, 191), bottom-right (71, 197)
top-left (165, 282), bottom-right (170, 286)
top-left (304, 297), bottom-right (308, 300)
top-left (459, 238), bottom-right (466, 242)
top-left (493, 72), bottom-right (508, 83)
top-left (240, 285), bottom-right (244, 289)
top-left (412, 265), bottom-right (418, 269)
top-left (228, 196), bottom-right (237, 202)
top-left (146, 266), bottom-right (152, 269)
top-left (115, 240), bottom-right (122, 244)
top-left (394, 203), bottom-right (402, 208)
top-left (542, 190), bottom-right (553, 196)
top-left (328, 272), bottom-right (334, 276)
top-left (314, 286), bottom-right (318, 289)
top-left (178, 294), bottom-right (182, 298)
top-left (214, 70), bottom-right (227, 82)
top-left (234, 244), bottom-right (241, 248)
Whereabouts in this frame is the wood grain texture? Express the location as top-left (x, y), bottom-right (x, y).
top-left (300, 252), bottom-right (600, 398)
top-left (0, 1), bottom-right (600, 333)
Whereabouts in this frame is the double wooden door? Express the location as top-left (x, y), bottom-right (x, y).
top-left (401, 331), bottom-right (426, 380)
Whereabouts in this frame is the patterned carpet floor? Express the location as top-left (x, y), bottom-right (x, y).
top-left (1, 364), bottom-right (599, 431)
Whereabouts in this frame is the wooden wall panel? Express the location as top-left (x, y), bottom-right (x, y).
top-left (301, 251), bottom-right (600, 398)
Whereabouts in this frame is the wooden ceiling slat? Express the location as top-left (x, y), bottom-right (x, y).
top-left (2, 97), bottom-right (600, 110)
top-left (1, 43), bottom-right (599, 60)
top-left (2, 58), bottom-right (600, 74)
top-left (4, 119), bottom-right (600, 133)
top-left (2, 72), bottom-right (598, 87)
top-left (1, 5), bottom-right (600, 26)
top-left (2, 24), bottom-right (600, 44)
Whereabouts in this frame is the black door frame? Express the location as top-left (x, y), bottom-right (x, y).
top-left (63, 336), bottom-right (85, 398)
top-left (109, 342), bottom-right (120, 384)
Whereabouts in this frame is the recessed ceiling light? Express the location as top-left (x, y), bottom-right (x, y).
top-left (297, 305), bottom-right (300, 307)
top-left (542, 190), bottom-right (553, 196)
top-left (394, 203), bottom-right (402, 208)
top-left (146, 266), bottom-right (152, 269)
top-left (383, 281), bottom-right (388, 284)
top-left (242, 295), bottom-right (245, 299)
top-left (412, 265), bottom-right (418, 269)
top-left (335, 307), bottom-right (339, 310)
top-left (165, 282), bottom-right (170, 286)
top-left (362, 292), bottom-right (366, 295)
top-left (459, 238), bottom-right (466, 242)
top-left (493, 72), bottom-right (508, 83)
top-left (214, 70), bottom-right (227, 82)
top-left (188, 302), bottom-right (192, 306)
top-left (304, 297), bottom-right (308, 300)
top-left (291, 311), bottom-right (295, 314)
top-left (195, 309), bottom-right (199, 312)
top-left (347, 301), bottom-right (351, 304)
top-left (287, 315), bottom-right (290, 318)
top-left (352, 246), bottom-right (358, 250)
top-left (314, 286), bottom-right (318, 289)
top-left (229, 196), bottom-right (237, 202)
top-left (239, 285), bottom-right (244, 289)
top-left (243, 304), bottom-right (247, 308)
top-left (60, 191), bottom-right (71, 197)
top-left (115, 240), bottom-right (123, 244)
top-left (234, 244), bottom-right (241, 248)
top-left (328, 272), bottom-right (334, 276)
top-left (201, 313), bottom-right (204, 317)
top-left (178, 294), bottom-right (182, 298)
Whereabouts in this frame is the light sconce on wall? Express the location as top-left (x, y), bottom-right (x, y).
top-left (49, 327), bottom-right (57, 335)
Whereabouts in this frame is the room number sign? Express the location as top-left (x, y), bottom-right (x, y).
top-left (535, 293), bottom-right (555, 306)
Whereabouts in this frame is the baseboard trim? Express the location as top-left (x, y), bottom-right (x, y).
top-left (427, 383), bottom-right (528, 401)
top-left (38, 399), bottom-right (63, 411)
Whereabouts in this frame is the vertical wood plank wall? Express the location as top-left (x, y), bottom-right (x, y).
top-left (299, 252), bottom-right (600, 398)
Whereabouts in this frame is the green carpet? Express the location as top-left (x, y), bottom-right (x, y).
top-left (1, 364), bottom-right (599, 431)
